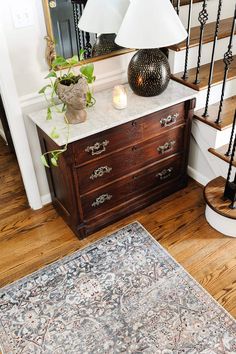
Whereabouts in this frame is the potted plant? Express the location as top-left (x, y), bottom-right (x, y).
top-left (39, 53), bottom-right (96, 167)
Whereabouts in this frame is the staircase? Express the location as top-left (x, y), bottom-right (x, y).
top-left (169, 0), bottom-right (236, 236)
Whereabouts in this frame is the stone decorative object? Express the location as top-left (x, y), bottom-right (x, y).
top-left (57, 76), bottom-right (88, 124)
top-left (0, 222), bottom-right (236, 353)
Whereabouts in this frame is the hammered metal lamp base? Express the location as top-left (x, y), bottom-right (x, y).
top-left (128, 49), bottom-right (171, 97)
top-left (92, 34), bottom-right (123, 57)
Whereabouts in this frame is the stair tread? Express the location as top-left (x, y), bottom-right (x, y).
top-left (170, 17), bottom-right (235, 52)
top-left (209, 145), bottom-right (236, 167)
top-left (194, 95), bottom-right (236, 130)
top-left (171, 55), bottom-right (236, 91)
top-left (204, 176), bottom-right (236, 220)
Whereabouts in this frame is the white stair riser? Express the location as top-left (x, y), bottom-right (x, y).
top-left (188, 119), bottom-right (235, 185)
top-left (169, 36), bottom-right (236, 74)
top-left (194, 79), bottom-right (236, 110)
top-left (179, 0), bottom-right (235, 28)
top-left (205, 205), bottom-right (236, 237)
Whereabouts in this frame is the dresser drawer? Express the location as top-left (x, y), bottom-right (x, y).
top-left (81, 154), bottom-right (183, 219)
top-left (73, 102), bottom-right (186, 166)
top-left (72, 121), bottom-right (142, 165)
top-left (138, 101), bottom-right (186, 140)
top-left (77, 126), bottom-right (185, 195)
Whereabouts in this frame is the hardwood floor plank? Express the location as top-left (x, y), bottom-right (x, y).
top-left (0, 137), bottom-right (236, 320)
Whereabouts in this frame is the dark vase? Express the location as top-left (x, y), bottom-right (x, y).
top-left (128, 49), bottom-right (171, 97)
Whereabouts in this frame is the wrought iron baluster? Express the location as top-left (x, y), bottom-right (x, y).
top-left (194, 0), bottom-right (209, 84)
top-left (72, 2), bottom-right (81, 55)
top-left (84, 32), bottom-right (92, 58)
top-left (225, 110), bottom-right (236, 157)
top-left (224, 134), bottom-right (236, 209)
top-left (215, 6), bottom-right (236, 125)
top-left (78, 3), bottom-right (86, 51)
top-left (176, 0), bottom-right (181, 15)
top-left (182, 0), bottom-right (193, 80)
top-left (202, 0), bottom-right (223, 117)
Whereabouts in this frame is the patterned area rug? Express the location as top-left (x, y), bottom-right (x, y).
top-left (0, 222), bottom-right (236, 353)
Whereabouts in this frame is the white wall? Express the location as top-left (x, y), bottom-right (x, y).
top-left (0, 0), bottom-right (133, 203)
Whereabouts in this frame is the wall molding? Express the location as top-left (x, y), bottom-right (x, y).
top-left (187, 165), bottom-right (210, 186)
top-left (20, 67), bottom-right (127, 109)
top-left (41, 193), bottom-right (52, 205)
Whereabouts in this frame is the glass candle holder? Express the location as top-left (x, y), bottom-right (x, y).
top-left (112, 85), bottom-right (127, 110)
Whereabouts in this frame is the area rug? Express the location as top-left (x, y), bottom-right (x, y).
top-left (0, 222), bottom-right (236, 353)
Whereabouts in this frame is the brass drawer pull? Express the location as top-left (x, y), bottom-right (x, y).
top-left (92, 194), bottom-right (112, 207)
top-left (157, 140), bottom-right (176, 154)
top-left (90, 166), bottom-right (112, 180)
top-left (160, 113), bottom-right (179, 127)
top-left (85, 140), bottom-right (109, 156)
top-left (156, 167), bottom-right (174, 180)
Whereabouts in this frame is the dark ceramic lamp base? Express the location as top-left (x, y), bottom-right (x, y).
top-left (92, 34), bottom-right (123, 57)
top-left (128, 49), bottom-right (171, 97)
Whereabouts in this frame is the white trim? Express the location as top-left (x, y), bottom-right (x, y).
top-left (19, 68), bottom-right (127, 109)
top-left (187, 165), bottom-right (210, 186)
top-left (41, 193), bottom-right (52, 205)
top-left (205, 205), bottom-right (236, 238)
top-left (0, 127), bottom-right (6, 142)
top-left (0, 24), bottom-right (42, 210)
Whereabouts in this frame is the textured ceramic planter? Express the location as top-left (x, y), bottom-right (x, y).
top-left (57, 76), bottom-right (88, 124)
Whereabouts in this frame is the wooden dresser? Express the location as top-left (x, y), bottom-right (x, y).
top-left (30, 81), bottom-right (196, 239)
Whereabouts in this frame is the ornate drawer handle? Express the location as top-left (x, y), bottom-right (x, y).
top-left (85, 140), bottom-right (109, 156)
top-left (160, 113), bottom-right (179, 127)
top-left (92, 194), bottom-right (112, 207)
top-left (157, 140), bottom-right (176, 154)
top-left (90, 166), bottom-right (112, 180)
top-left (156, 167), bottom-right (174, 180)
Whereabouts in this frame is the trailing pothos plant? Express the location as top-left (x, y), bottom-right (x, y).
top-left (39, 51), bottom-right (96, 168)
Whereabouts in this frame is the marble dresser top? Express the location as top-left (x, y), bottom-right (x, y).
top-left (29, 80), bottom-right (197, 147)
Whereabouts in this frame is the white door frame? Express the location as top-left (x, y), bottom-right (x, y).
top-left (0, 24), bottom-right (42, 210)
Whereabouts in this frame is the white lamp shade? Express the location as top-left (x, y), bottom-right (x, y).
top-left (78, 0), bottom-right (130, 34)
top-left (115, 0), bottom-right (187, 49)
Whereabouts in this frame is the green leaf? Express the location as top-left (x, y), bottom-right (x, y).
top-left (38, 85), bottom-right (51, 94)
top-left (51, 156), bottom-right (58, 167)
top-left (41, 154), bottom-right (50, 168)
top-left (86, 91), bottom-right (92, 104)
top-left (52, 56), bottom-right (68, 68)
top-left (46, 107), bottom-right (52, 120)
top-left (79, 49), bottom-right (86, 61)
top-left (50, 127), bottom-right (59, 139)
top-left (80, 63), bottom-right (94, 83)
top-left (44, 71), bottom-right (57, 79)
top-left (66, 55), bottom-right (79, 66)
top-left (61, 103), bottom-right (66, 112)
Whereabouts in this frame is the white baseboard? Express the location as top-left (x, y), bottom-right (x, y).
top-left (187, 165), bottom-right (210, 187)
top-left (41, 193), bottom-right (52, 205)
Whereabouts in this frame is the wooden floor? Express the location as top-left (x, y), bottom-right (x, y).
top-left (0, 137), bottom-right (236, 319)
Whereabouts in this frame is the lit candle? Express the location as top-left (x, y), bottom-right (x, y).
top-left (112, 85), bottom-right (127, 110)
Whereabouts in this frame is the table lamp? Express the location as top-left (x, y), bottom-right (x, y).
top-left (115, 0), bottom-right (187, 97)
top-left (78, 0), bottom-right (130, 57)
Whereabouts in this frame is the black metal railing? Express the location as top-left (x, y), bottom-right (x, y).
top-left (173, 0), bottom-right (235, 126)
top-left (215, 6), bottom-right (236, 124)
top-left (224, 110), bottom-right (236, 209)
top-left (71, 0), bottom-right (94, 59)
top-left (202, 0), bottom-right (223, 117)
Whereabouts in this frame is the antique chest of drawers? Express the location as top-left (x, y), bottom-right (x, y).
top-left (31, 81), bottom-right (196, 239)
